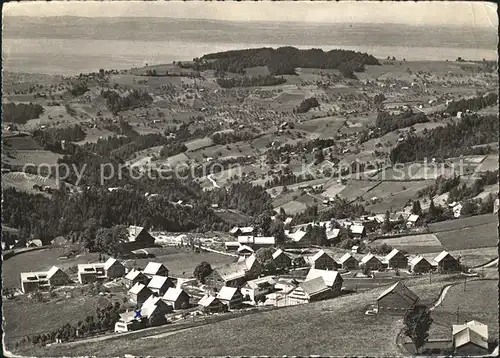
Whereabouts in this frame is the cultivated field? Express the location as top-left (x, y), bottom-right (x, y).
top-left (429, 279), bottom-right (498, 340)
top-left (377, 234), bottom-right (443, 254)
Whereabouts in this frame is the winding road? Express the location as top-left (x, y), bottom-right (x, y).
top-left (207, 174), bottom-right (220, 188)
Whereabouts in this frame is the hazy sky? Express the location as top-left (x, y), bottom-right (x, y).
top-left (3, 1), bottom-right (498, 28)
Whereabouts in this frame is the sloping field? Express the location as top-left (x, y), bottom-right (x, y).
top-left (2, 248), bottom-right (100, 289)
top-left (428, 214), bottom-right (497, 233)
top-left (3, 135), bottom-right (43, 150)
top-left (429, 280), bottom-right (498, 340)
top-left (276, 200), bottom-right (308, 215)
top-left (337, 180), bottom-right (379, 201)
top-left (1, 172), bottom-right (62, 196)
top-left (364, 180), bottom-right (434, 213)
top-left (24, 277), bottom-right (452, 357)
top-left (377, 234), bottom-right (443, 254)
top-left (434, 222), bottom-right (498, 250)
top-left (476, 154), bottom-right (499, 172)
top-left (3, 295), bottom-right (113, 346)
top-left (185, 137), bottom-right (214, 151)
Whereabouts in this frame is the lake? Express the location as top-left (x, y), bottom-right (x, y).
top-left (2, 18), bottom-right (497, 75)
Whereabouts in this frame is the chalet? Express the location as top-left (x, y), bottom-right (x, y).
top-left (338, 253), bottom-right (359, 270)
top-left (434, 251), bottom-right (459, 272)
top-left (162, 287), bottom-right (191, 310)
top-left (229, 226), bottom-right (254, 237)
top-left (360, 254), bottom-right (383, 271)
top-left (243, 254), bottom-right (262, 279)
top-left (142, 295), bottom-right (173, 317)
top-left (389, 213), bottom-right (405, 223)
top-left (206, 263), bottom-right (247, 289)
top-left (272, 249), bottom-right (292, 270)
top-left (103, 258), bottom-right (126, 278)
top-left (20, 266), bottom-right (69, 293)
top-left (128, 283), bottom-right (153, 307)
top-left (288, 269), bottom-right (343, 305)
top-left (350, 224), bottom-right (366, 238)
top-left (224, 241), bottom-right (241, 252)
top-left (406, 214), bottom-right (421, 228)
top-left (77, 263), bottom-right (106, 284)
top-left (285, 228), bottom-right (309, 244)
top-left (409, 256), bottom-right (433, 273)
top-left (198, 294), bottom-right (227, 313)
top-left (237, 236), bottom-right (275, 250)
top-left (452, 320), bottom-right (489, 356)
top-left (143, 262), bottom-right (169, 278)
top-left (306, 250), bottom-right (339, 270)
top-left (326, 228), bottom-right (340, 242)
top-left (147, 275), bottom-right (175, 296)
top-left (216, 286), bottom-right (243, 309)
top-left (240, 276), bottom-right (276, 303)
top-left (237, 245), bottom-right (254, 256)
top-left (376, 281), bottom-right (419, 314)
top-left (385, 249), bottom-right (408, 269)
top-left (114, 311), bottom-right (147, 333)
top-left (124, 270), bottom-right (150, 289)
top-left (124, 226), bottom-right (156, 252)
top-left (26, 239), bottom-right (43, 248)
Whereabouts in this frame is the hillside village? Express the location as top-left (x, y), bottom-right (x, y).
top-left (2, 44), bottom-right (499, 357)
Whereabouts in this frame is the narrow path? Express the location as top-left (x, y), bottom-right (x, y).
top-left (200, 245), bottom-right (238, 257)
top-left (429, 284), bottom-right (452, 311)
top-left (207, 174), bottom-right (220, 188)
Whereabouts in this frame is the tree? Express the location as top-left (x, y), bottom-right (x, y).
top-left (403, 304), bottom-right (433, 354)
top-left (381, 211), bottom-right (391, 233)
top-left (269, 219), bottom-right (287, 247)
top-left (193, 261), bottom-right (212, 283)
top-left (411, 200), bottom-right (422, 216)
top-left (253, 213), bottom-right (272, 236)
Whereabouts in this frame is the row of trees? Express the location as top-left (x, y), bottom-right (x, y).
top-left (390, 114), bottom-right (498, 163)
top-left (374, 110), bottom-right (429, 135)
top-left (193, 47), bottom-right (379, 77)
top-left (101, 89), bottom-right (153, 115)
top-left (32, 124), bottom-right (86, 152)
top-left (211, 130), bottom-right (257, 145)
top-left (216, 75), bottom-right (286, 88)
top-left (445, 92), bottom-right (498, 116)
top-left (3, 102), bottom-right (44, 124)
top-left (159, 142), bottom-right (188, 158)
top-left (295, 97), bottom-right (320, 113)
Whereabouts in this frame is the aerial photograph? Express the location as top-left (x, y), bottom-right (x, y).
top-left (1, 1), bottom-right (499, 356)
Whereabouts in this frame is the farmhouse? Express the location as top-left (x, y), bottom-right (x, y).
top-left (385, 249), bottom-right (408, 269)
top-left (376, 281), bottom-right (419, 314)
top-left (206, 263), bottom-right (247, 289)
top-left (338, 253), bottom-right (359, 270)
top-left (434, 251), bottom-right (459, 272)
top-left (224, 241), bottom-right (241, 252)
top-left (229, 226), bottom-right (254, 237)
top-left (147, 275), bottom-right (175, 296)
top-left (162, 287), bottom-right (191, 310)
top-left (143, 262), bottom-right (169, 278)
top-left (142, 295), bottom-right (173, 317)
top-left (237, 244), bottom-right (254, 256)
top-left (114, 311), bottom-right (147, 333)
top-left (124, 269), bottom-right (150, 289)
top-left (350, 224), bottom-right (366, 238)
top-left (360, 253), bottom-right (383, 271)
top-left (240, 276), bottom-right (276, 303)
top-left (26, 239), bottom-right (43, 248)
top-left (409, 256), bottom-right (433, 273)
top-left (452, 320), bottom-right (489, 356)
top-left (216, 286), bottom-right (244, 309)
top-left (20, 266), bottom-right (69, 293)
top-left (306, 250), bottom-right (339, 270)
top-left (198, 294), bottom-right (227, 313)
top-left (128, 283), bottom-right (153, 307)
top-left (103, 257), bottom-right (126, 278)
top-left (406, 214), bottom-right (421, 228)
top-left (288, 269), bottom-right (343, 305)
top-left (326, 228), bottom-right (341, 242)
top-left (272, 249), bottom-right (292, 270)
top-left (77, 263), bottom-right (106, 284)
top-left (125, 226), bottom-right (156, 251)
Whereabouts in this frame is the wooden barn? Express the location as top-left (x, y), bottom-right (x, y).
top-left (376, 281), bottom-right (419, 314)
